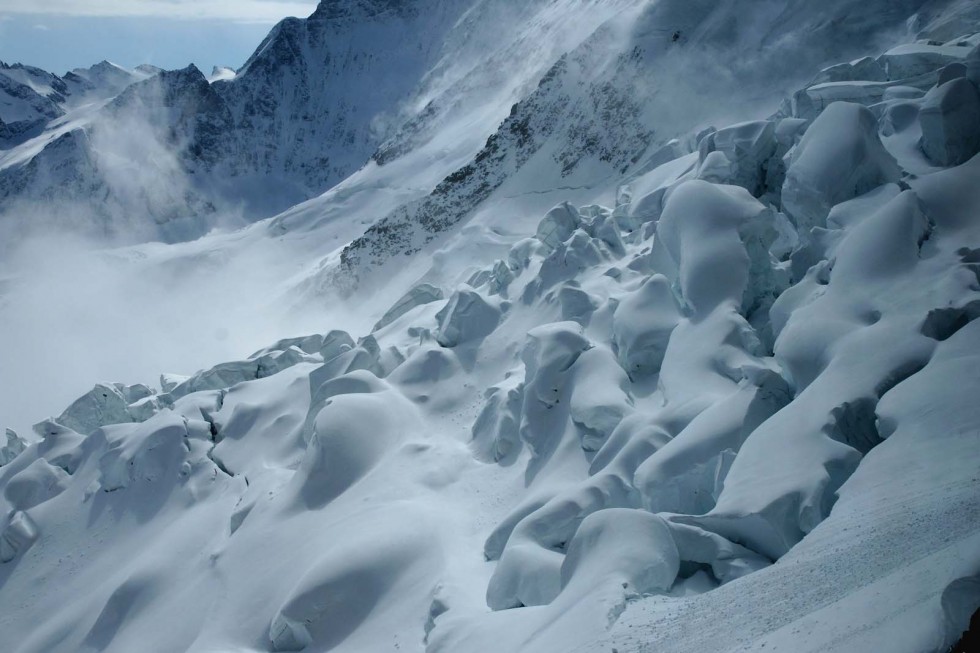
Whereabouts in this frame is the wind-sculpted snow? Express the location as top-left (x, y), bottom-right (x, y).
top-left (3, 3), bottom-right (980, 653)
top-left (781, 102), bottom-right (902, 237)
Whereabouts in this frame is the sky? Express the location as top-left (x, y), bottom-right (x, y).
top-left (0, 0), bottom-right (319, 74)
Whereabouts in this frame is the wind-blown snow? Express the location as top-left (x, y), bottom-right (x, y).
top-left (2, 1), bottom-right (980, 652)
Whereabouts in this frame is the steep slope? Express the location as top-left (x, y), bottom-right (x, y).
top-left (0, 1), bottom-right (646, 246)
top-left (0, 0), bottom-right (474, 243)
top-left (2, 6), bottom-right (979, 653)
top-left (0, 60), bottom-right (149, 147)
top-left (334, 0), bottom-right (968, 289)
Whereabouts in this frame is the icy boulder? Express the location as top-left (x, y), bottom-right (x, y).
top-left (3, 458), bottom-right (70, 511)
top-left (292, 375), bottom-right (418, 510)
top-left (556, 284), bottom-right (599, 325)
top-left (559, 509), bottom-right (679, 597)
top-left (697, 120), bottom-right (777, 196)
top-left (255, 347), bottom-right (317, 379)
top-left (33, 420), bottom-right (86, 474)
top-left (665, 521), bottom-right (770, 584)
top-left (535, 203), bottom-right (582, 250)
top-left (696, 150), bottom-right (732, 184)
top-left (169, 360), bottom-right (260, 399)
top-left (159, 373), bottom-right (188, 394)
top-left (435, 288), bottom-right (502, 347)
top-left (314, 346), bottom-right (377, 386)
top-left (937, 61), bottom-right (967, 85)
top-left (1, 429), bottom-right (26, 467)
top-left (782, 102), bottom-right (900, 236)
top-left (968, 43), bottom-right (980, 85)
top-left (623, 151), bottom-right (699, 228)
top-left (656, 180), bottom-right (780, 316)
top-left (470, 375), bottom-right (524, 463)
top-left (792, 81), bottom-right (891, 121)
top-left (55, 383), bottom-right (137, 434)
top-left (303, 366), bottom-right (389, 444)
top-left (97, 412), bottom-right (198, 492)
top-left (810, 56), bottom-right (886, 84)
top-left (611, 275), bottom-right (682, 379)
top-left (880, 99), bottom-right (921, 136)
top-left (568, 347), bottom-right (633, 451)
top-left (529, 230), bottom-right (607, 297)
top-left (634, 372), bottom-right (789, 516)
top-left (486, 542), bottom-right (564, 610)
top-left (1, 511), bottom-right (39, 563)
top-left (170, 345), bottom-right (315, 400)
top-left (373, 283), bottom-right (444, 331)
top-left (487, 259), bottom-right (517, 297)
top-left (519, 322), bottom-right (591, 458)
top-left (919, 77), bottom-right (980, 166)
top-left (249, 334), bottom-right (324, 359)
top-left (878, 42), bottom-right (973, 80)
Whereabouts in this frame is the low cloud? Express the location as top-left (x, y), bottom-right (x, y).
top-left (0, 1), bottom-right (317, 23)
top-left (0, 225), bottom-right (359, 442)
top-left (0, 70), bottom-right (362, 440)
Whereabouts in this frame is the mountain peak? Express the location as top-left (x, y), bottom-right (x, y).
top-left (310, 0), bottom-right (415, 20)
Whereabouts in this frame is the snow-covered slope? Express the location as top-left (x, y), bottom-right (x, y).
top-left (0, 60), bottom-right (151, 148)
top-left (332, 0), bottom-right (968, 288)
top-left (2, 1), bottom-right (980, 652)
top-left (0, 1), bottom-right (468, 243)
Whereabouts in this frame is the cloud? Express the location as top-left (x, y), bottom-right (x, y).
top-left (32, 24), bottom-right (50, 30)
top-left (0, 1), bottom-right (318, 23)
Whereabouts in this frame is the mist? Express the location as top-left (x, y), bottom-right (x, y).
top-left (0, 220), bottom-right (368, 440)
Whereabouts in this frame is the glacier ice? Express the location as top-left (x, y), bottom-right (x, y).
top-left (919, 76), bottom-right (980, 165)
top-left (435, 287), bottom-right (502, 348)
top-left (0, 428), bottom-right (26, 466)
top-left (2, 3), bottom-right (980, 653)
top-left (782, 102), bottom-right (901, 237)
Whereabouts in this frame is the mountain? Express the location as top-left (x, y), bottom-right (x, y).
top-left (335, 0), bottom-right (975, 287)
top-left (0, 0), bottom-right (646, 245)
top-left (0, 60), bottom-right (151, 147)
top-left (0, 0), bottom-right (478, 243)
top-left (1, 1), bottom-right (980, 652)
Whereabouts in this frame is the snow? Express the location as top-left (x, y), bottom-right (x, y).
top-left (919, 76), bottom-right (980, 165)
top-left (781, 102), bottom-right (901, 236)
top-left (611, 274), bottom-right (681, 378)
top-left (2, 2), bottom-right (980, 653)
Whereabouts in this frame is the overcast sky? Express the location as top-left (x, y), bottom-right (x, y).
top-left (0, 0), bottom-right (319, 74)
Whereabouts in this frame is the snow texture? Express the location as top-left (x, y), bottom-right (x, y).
top-left (2, 2), bottom-right (980, 653)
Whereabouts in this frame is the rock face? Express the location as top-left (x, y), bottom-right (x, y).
top-left (0, 60), bottom-right (147, 147)
top-left (0, 64), bottom-right (65, 146)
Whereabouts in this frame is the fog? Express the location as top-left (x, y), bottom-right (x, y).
top-left (0, 222), bottom-right (367, 440)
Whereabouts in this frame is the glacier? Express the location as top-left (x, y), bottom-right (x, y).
top-left (1, 1), bottom-right (979, 652)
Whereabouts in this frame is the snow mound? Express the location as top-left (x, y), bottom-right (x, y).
top-left (2, 5), bottom-right (980, 653)
top-left (782, 102), bottom-right (901, 237)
